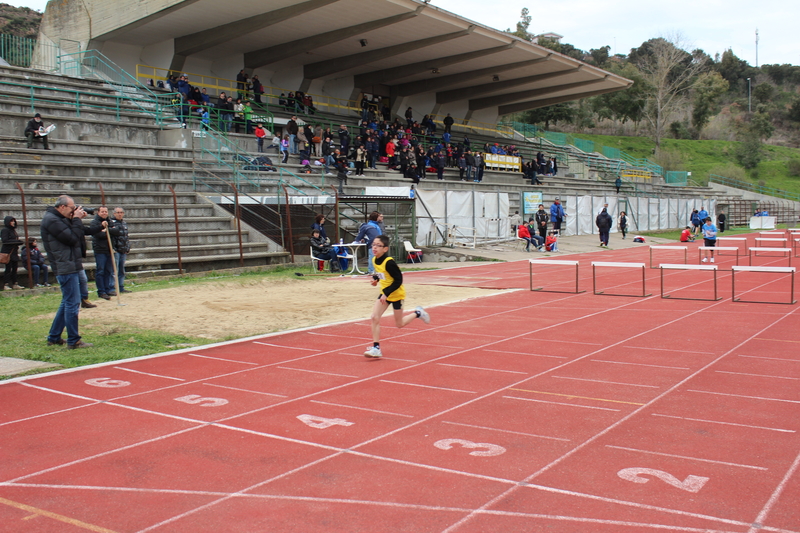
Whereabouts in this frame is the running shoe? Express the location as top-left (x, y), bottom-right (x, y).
top-left (364, 346), bottom-right (383, 358)
top-left (415, 306), bottom-right (431, 324)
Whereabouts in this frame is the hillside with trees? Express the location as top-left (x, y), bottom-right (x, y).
top-left (0, 3), bottom-right (42, 39)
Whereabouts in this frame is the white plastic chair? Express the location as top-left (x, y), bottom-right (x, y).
top-left (310, 249), bottom-right (331, 272)
top-left (403, 241), bottom-right (423, 263)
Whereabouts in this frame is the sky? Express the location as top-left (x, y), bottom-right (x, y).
top-left (6, 0), bottom-right (798, 66)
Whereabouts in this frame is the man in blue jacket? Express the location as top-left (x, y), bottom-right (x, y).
top-left (355, 212), bottom-right (383, 274)
top-left (550, 197), bottom-right (567, 236)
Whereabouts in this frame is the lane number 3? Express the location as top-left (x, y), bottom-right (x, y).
top-left (434, 439), bottom-right (506, 457)
top-left (618, 467), bottom-right (709, 493)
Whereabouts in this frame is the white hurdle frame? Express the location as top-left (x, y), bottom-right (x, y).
top-left (759, 231), bottom-right (784, 236)
top-left (755, 237), bottom-right (788, 248)
top-left (529, 259), bottom-right (584, 294)
top-left (748, 247), bottom-right (793, 267)
top-left (794, 238), bottom-right (800, 258)
top-left (731, 265), bottom-right (796, 305)
top-left (716, 237), bottom-right (747, 255)
top-left (649, 246), bottom-right (687, 269)
top-left (592, 262), bottom-right (651, 297)
top-left (659, 264), bottom-right (720, 301)
top-left (698, 246), bottom-right (740, 265)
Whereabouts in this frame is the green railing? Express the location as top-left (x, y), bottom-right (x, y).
top-left (708, 174), bottom-right (800, 202)
top-left (665, 171), bottom-right (688, 186)
top-left (0, 34), bottom-right (36, 67)
top-left (573, 138), bottom-right (594, 153)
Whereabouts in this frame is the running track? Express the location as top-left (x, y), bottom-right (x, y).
top-left (1, 234), bottom-right (799, 532)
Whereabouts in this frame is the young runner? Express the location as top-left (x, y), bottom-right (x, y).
top-left (701, 217), bottom-right (717, 263)
top-left (365, 235), bottom-right (430, 358)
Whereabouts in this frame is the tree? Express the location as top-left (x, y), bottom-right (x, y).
top-left (752, 82), bottom-right (774, 105)
top-left (521, 103), bottom-right (574, 130)
top-left (589, 46), bottom-right (610, 67)
top-left (691, 71), bottom-right (729, 136)
top-left (589, 62), bottom-right (646, 125)
top-left (506, 8), bottom-right (533, 42)
top-left (632, 35), bottom-right (708, 150)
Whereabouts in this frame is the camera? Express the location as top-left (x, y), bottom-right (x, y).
top-left (81, 207), bottom-right (96, 215)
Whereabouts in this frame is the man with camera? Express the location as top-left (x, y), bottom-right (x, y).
top-left (40, 195), bottom-right (94, 349)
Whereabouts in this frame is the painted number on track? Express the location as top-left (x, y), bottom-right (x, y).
top-left (617, 468), bottom-right (709, 493)
top-left (434, 439), bottom-right (506, 457)
top-left (296, 414), bottom-right (354, 429)
top-left (85, 377), bottom-right (131, 388)
top-left (174, 395), bottom-right (228, 407)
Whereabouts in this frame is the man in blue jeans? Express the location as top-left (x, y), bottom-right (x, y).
top-left (40, 195), bottom-right (93, 349)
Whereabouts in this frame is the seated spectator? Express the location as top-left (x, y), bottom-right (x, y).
top-left (24, 113), bottom-right (50, 150)
top-left (518, 222), bottom-right (534, 252)
top-left (545, 231), bottom-right (559, 252)
top-left (21, 237), bottom-right (50, 287)
top-left (526, 219), bottom-right (545, 250)
top-left (310, 229), bottom-right (340, 272)
top-left (680, 226), bottom-right (696, 242)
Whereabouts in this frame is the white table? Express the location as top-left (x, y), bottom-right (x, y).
top-left (341, 242), bottom-right (367, 274)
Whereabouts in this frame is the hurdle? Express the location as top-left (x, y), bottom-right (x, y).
top-left (649, 246), bottom-right (688, 268)
top-left (748, 247), bottom-right (793, 267)
top-left (716, 237), bottom-right (747, 255)
top-left (794, 238), bottom-right (800, 257)
top-left (731, 265), bottom-right (796, 305)
top-left (698, 246), bottom-right (740, 265)
top-left (529, 259), bottom-right (584, 293)
top-left (592, 262), bottom-right (651, 297)
top-left (759, 231), bottom-right (785, 236)
top-left (659, 264), bottom-right (720, 301)
top-left (755, 237), bottom-right (788, 248)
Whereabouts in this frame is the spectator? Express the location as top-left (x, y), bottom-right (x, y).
top-left (280, 134), bottom-right (290, 163)
top-left (618, 211), bottom-right (628, 240)
top-left (717, 211), bottom-right (726, 233)
top-left (457, 152), bottom-right (467, 180)
top-left (701, 217), bottom-right (717, 263)
top-left (435, 151), bottom-right (446, 180)
top-left (310, 229), bottom-right (340, 272)
top-left (698, 206), bottom-right (709, 223)
top-left (236, 69), bottom-right (248, 100)
top-left (680, 226), bottom-right (695, 242)
top-left (517, 221), bottom-right (534, 252)
top-left (355, 212), bottom-right (382, 274)
top-left (2, 216), bottom-right (24, 290)
top-left (200, 107), bottom-right (210, 130)
top-left (24, 113), bottom-right (50, 150)
top-left (89, 207), bottom-right (116, 300)
top-left (200, 87), bottom-right (211, 105)
top-left (286, 116), bottom-right (299, 154)
top-left (243, 100), bottom-right (253, 134)
top-left (311, 214), bottom-right (330, 243)
top-left (405, 162), bottom-right (421, 184)
top-left (473, 152), bottom-right (485, 183)
top-left (41, 196), bottom-right (93, 348)
top-left (596, 207), bottom-right (613, 247)
top-left (534, 204), bottom-right (549, 238)
top-left (254, 123), bottom-right (267, 152)
top-left (465, 150), bottom-right (475, 181)
top-left (354, 144), bottom-right (367, 176)
top-left (615, 176), bottom-right (622, 194)
top-left (526, 219), bottom-right (545, 249)
top-left (690, 209), bottom-right (701, 237)
top-left (110, 207), bottom-right (131, 293)
top-left (334, 149), bottom-right (349, 194)
top-left (338, 125), bottom-right (350, 157)
top-left (443, 113), bottom-right (454, 134)
top-left (545, 231), bottom-right (559, 252)
top-left (21, 237), bottom-right (49, 287)
top-left (251, 75), bottom-right (263, 104)
top-left (405, 107), bottom-right (413, 126)
top-left (550, 197), bottom-right (566, 236)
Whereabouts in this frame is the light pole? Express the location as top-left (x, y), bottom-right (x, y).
top-left (747, 77), bottom-right (751, 113)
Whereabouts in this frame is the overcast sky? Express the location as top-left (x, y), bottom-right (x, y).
top-left (7, 0), bottom-right (798, 66)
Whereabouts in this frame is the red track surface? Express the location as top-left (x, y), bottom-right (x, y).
top-left (2, 233), bottom-right (799, 532)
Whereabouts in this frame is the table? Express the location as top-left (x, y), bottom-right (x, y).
top-left (341, 242), bottom-right (367, 274)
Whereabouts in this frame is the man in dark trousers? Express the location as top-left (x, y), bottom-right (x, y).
top-left (286, 116), bottom-right (299, 154)
top-left (534, 204), bottom-right (549, 239)
top-left (25, 113), bottom-right (50, 149)
top-left (596, 207), bottom-right (613, 247)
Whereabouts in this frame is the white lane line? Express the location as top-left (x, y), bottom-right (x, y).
top-left (437, 363), bottom-right (528, 375)
top-left (201, 383), bottom-right (288, 398)
top-left (441, 421), bottom-right (570, 442)
top-left (652, 413), bottom-right (796, 434)
top-left (379, 380), bottom-right (476, 394)
top-left (188, 353), bottom-right (259, 365)
top-left (388, 340), bottom-right (463, 349)
top-left (253, 341), bottom-right (319, 351)
top-left (484, 349), bottom-right (567, 359)
top-left (306, 331), bottom-right (371, 340)
top-left (445, 331), bottom-right (507, 338)
top-left (715, 370), bottom-right (800, 381)
top-left (276, 366), bottom-right (359, 379)
top-left (551, 376), bottom-right (659, 389)
top-left (605, 444), bottom-right (768, 471)
top-left (503, 396), bottom-right (621, 412)
top-left (739, 354), bottom-right (800, 363)
top-left (623, 346), bottom-right (716, 355)
top-left (592, 359), bottom-right (690, 371)
top-left (522, 338), bottom-right (603, 346)
top-left (747, 448), bottom-right (800, 533)
top-left (347, 354), bottom-right (418, 362)
top-left (309, 400), bottom-right (413, 418)
top-left (0, 402), bottom-right (99, 428)
top-left (112, 366), bottom-right (185, 381)
top-left (688, 389), bottom-right (800, 405)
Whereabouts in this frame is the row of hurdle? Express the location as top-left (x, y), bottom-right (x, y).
top-left (648, 230), bottom-right (800, 268)
top-left (529, 259), bottom-right (796, 305)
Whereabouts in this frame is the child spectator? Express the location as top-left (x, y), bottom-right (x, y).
top-left (545, 231), bottom-right (559, 252)
top-left (680, 226), bottom-right (695, 242)
top-left (21, 237), bottom-right (50, 287)
top-left (254, 123), bottom-right (267, 152)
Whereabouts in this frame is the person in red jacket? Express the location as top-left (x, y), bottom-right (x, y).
top-left (680, 226), bottom-right (695, 242)
top-left (518, 223), bottom-right (534, 252)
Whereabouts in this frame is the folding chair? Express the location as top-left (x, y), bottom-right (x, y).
top-left (403, 241), bottom-right (423, 263)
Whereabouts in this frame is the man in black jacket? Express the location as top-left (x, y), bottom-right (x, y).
top-left (40, 195), bottom-right (93, 349)
top-left (111, 206), bottom-right (132, 293)
top-left (24, 113), bottom-right (50, 149)
top-left (534, 204), bottom-right (550, 239)
top-left (90, 207), bottom-right (119, 300)
top-left (596, 207), bottom-right (613, 247)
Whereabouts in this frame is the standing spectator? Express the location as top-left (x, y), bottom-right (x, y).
top-left (321, 137), bottom-right (335, 172)
top-left (717, 211), bottom-right (726, 233)
top-left (618, 211), bottom-right (628, 240)
top-left (280, 135), bottom-right (289, 163)
top-left (21, 237), bottom-right (50, 287)
top-left (24, 113), bottom-right (50, 150)
top-left (405, 107), bottom-right (413, 127)
top-left (465, 149), bottom-right (475, 181)
top-left (254, 123), bottom-right (267, 152)
top-left (236, 69), bottom-right (248, 100)
top-left (2, 216), bottom-right (24, 290)
top-left (534, 204), bottom-right (549, 238)
top-left (473, 152), bottom-right (485, 183)
top-left (354, 144), bottom-right (366, 176)
top-left (251, 75), bottom-right (263, 104)
top-left (698, 206), bottom-right (709, 223)
top-left (355, 212), bottom-right (382, 275)
top-left (110, 207), bottom-right (131, 293)
top-left (550, 197), bottom-right (566, 236)
top-left (435, 151), bottom-right (446, 180)
top-left (690, 209), bottom-right (701, 237)
top-left (286, 116), bottom-right (299, 154)
top-left (596, 207), bottom-right (613, 247)
top-left (615, 177), bottom-right (622, 194)
top-left (89, 207), bottom-right (115, 300)
top-left (41, 196), bottom-right (93, 348)
top-left (443, 113), bottom-right (454, 134)
top-left (457, 152), bottom-right (467, 180)
top-left (552, 157), bottom-right (558, 176)
top-left (338, 125), bottom-right (350, 158)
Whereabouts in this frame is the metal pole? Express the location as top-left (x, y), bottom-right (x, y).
top-left (284, 185), bottom-right (295, 263)
top-left (234, 183), bottom-right (244, 268)
top-left (167, 185), bottom-right (184, 275)
top-left (747, 78), bottom-right (751, 113)
top-left (98, 182), bottom-right (106, 207)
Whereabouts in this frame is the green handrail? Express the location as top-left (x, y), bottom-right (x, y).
top-left (708, 174), bottom-right (800, 202)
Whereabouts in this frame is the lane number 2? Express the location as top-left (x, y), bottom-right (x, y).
top-left (297, 414), bottom-right (354, 429)
top-left (174, 395), bottom-right (228, 407)
top-left (434, 439), bottom-right (506, 457)
top-left (617, 467), bottom-right (709, 493)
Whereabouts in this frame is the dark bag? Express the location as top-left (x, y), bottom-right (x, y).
top-left (0, 252), bottom-right (10, 264)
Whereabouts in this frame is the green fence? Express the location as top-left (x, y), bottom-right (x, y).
top-left (0, 34), bottom-right (62, 70)
top-left (665, 171), bottom-right (688, 185)
top-left (708, 174), bottom-right (800, 202)
top-left (573, 138), bottom-right (594, 153)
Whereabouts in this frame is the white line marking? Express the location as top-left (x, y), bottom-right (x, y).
top-left (445, 331), bottom-right (507, 338)
top-left (188, 353), bottom-right (259, 365)
top-left (592, 359), bottom-right (690, 370)
top-left (0, 402), bottom-right (99, 428)
top-left (306, 331), bottom-right (371, 340)
top-left (484, 349), bottom-right (567, 359)
top-left (688, 389), bottom-right (800, 405)
top-left (437, 363), bottom-right (528, 375)
top-left (388, 340), bottom-right (463, 349)
top-left (379, 380), bottom-right (477, 394)
top-left (739, 354), bottom-right (800, 363)
top-left (112, 366), bottom-right (185, 381)
top-left (309, 400), bottom-right (413, 418)
top-left (201, 383), bottom-right (288, 398)
top-left (551, 376), bottom-right (659, 388)
top-left (276, 366), bottom-right (359, 378)
top-left (623, 346), bottom-right (716, 355)
top-left (503, 396), bottom-right (621, 412)
top-left (715, 370), bottom-right (800, 381)
top-left (605, 444), bottom-right (768, 471)
top-left (253, 341), bottom-right (319, 351)
top-left (652, 413), bottom-right (795, 434)
top-left (441, 421), bottom-right (570, 442)
top-left (347, 353), bottom-right (418, 362)
top-left (747, 448), bottom-right (800, 533)
top-left (522, 338), bottom-right (603, 346)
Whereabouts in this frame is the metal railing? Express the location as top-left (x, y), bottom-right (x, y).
top-left (708, 174), bottom-right (800, 202)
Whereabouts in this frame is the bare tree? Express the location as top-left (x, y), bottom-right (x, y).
top-left (633, 34), bottom-right (708, 151)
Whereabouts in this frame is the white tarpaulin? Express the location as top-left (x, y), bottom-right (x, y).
top-left (416, 190), bottom-right (509, 245)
